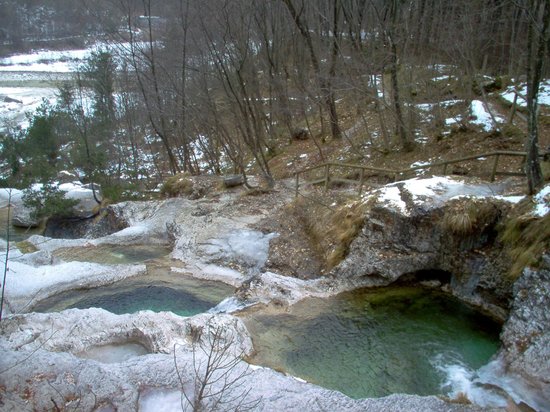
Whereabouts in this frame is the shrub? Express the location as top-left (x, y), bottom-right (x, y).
top-left (22, 182), bottom-right (79, 221)
top-left (290, 193), bottom-right (366, 271)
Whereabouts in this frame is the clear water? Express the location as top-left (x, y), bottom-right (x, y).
top-left (32, 272), bottom-right (235, 317)
top-left (243, 286), bottom-right (500, 399)
top-left (53, 244), bottom-right (171, 264)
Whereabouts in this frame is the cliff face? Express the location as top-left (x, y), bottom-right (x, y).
top-left (500, 256), bottom-right (550, 404)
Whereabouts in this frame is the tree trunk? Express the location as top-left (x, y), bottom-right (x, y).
top-left (525, 0), bottom-right (549, 194)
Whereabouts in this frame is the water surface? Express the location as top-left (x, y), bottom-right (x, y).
top-left (33, 271), bottom-right (235, 317)
top-left (0, 207), bottom-right (43, 242)
top-left (243, 286), bottom-right (500, 399)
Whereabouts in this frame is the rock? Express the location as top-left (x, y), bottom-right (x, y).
top-left (44, 207), bottom-right (128, 239)
top-left (8, 182), bottom-right (102, 228)
top-left (2, 95), bottom-right (23, 104)
top-left (56, 170), bottom-right (80, 184)
top-left (58, 182), bottom-right (101, 218)
top-left (223, 174), bottom-right (245, 188)
top-left (332, 177), bottom-right (517, 321)
top-left (500, 255), bottom-right (550, 406)
top-left (11, 203), bottom-right (40, 227)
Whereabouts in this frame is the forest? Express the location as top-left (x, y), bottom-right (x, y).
top-left (0, 0), bottom-right (548, 200)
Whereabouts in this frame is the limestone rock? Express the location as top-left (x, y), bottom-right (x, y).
top-left (500, 255), bottom-right (550, 405)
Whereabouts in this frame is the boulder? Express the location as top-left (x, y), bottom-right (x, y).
top-left (291, 128), bottom-right (309, 140)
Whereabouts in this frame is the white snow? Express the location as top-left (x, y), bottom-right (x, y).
top-left (494, 195), bottom-right (525, 204)
top-left (410, 160), bottom-right (432, 176)
top-left (198, 230), bottom-right (278, 271)
top-left (76, 342), bottom-right (149, 363)
top-left (470, 100), bottom-right (504, 132)
top-left (139, 389), bottom-right (183, 412)
top-left (445, 116), bottom-right (461, 126)
top-left (0, 87), bottom-right (58, 129)
top-left (0, 48), bottom-right (91, 72)
top-left (502, 80), bottom-right (550, 107)
top-left (533, 184), bottom-right (550, 217)
top-left (175, 263), bottom-right (244, 287)
top-left (0, 188), bottom-right (23, 207)
top-left (432, 75), bottom-right (457, 82)
top-left (375, 186), bottom-right (408, 215)
top-left (402, 176), bottom-right (455, 200)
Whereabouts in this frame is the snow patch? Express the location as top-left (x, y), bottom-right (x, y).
top-left (4, 258), bottom-right (145, 313)
top-left (375, 186), bottom-right (408, 215)
top-left (470, 100), bottom-right (504, 132)
top-left (533, 184), bottom-right (550, 217)
top-left (199, 230), bottom-right (278, 271)
top-left (410, 160), bottom-right (432, 175)
top-left (502, 80), bottom-right (550, 107)
top-left (139, 388), bottom-right (183, 412)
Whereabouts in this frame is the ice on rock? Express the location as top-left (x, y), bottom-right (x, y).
top-left (199, 229), bottom-right (278, 271)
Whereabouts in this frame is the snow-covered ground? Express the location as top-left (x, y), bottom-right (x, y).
top-left (0, 86), bottom-right (58, 129)
top-left (469, 100), bottom-right (505, 132)
top-left (0, 48), bottom-right (91, 72)
top-left (0, 44), bottom-right (111, 129)
top-left (502, 80), bottom-right (550, 107)
top-left (370, 176), bottom-right (528, 217)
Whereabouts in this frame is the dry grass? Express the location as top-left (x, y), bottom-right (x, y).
top-left (500, 208), bottom-right (550, 281)
top-left (442, 198), bottom-right (502, 235)
top-left (160, 173), bottom-right (194, 198)
top-left (290, 193), bottom-right (366, 271)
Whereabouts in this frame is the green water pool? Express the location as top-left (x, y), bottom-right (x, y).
top-left (32, 272), bottom-right (235, 317)
top-left (243, 286), bottom-right (501, 399)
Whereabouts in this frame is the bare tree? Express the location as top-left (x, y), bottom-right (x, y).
top-left (524, 0), bottom-right (549, 194)
top-left (281, 0), bottom-right (343, 141)
top-left (174, 323), bottom-right (261, 412)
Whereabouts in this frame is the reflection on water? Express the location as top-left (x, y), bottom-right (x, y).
top-left (33, 271), bottom-right (235, 317)
top-left (0, 207), bottom-right (43, 242)
top-left (243, 286), bottom-right (500, 399)
top-left (53, 244), bottom-right (171, 264)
